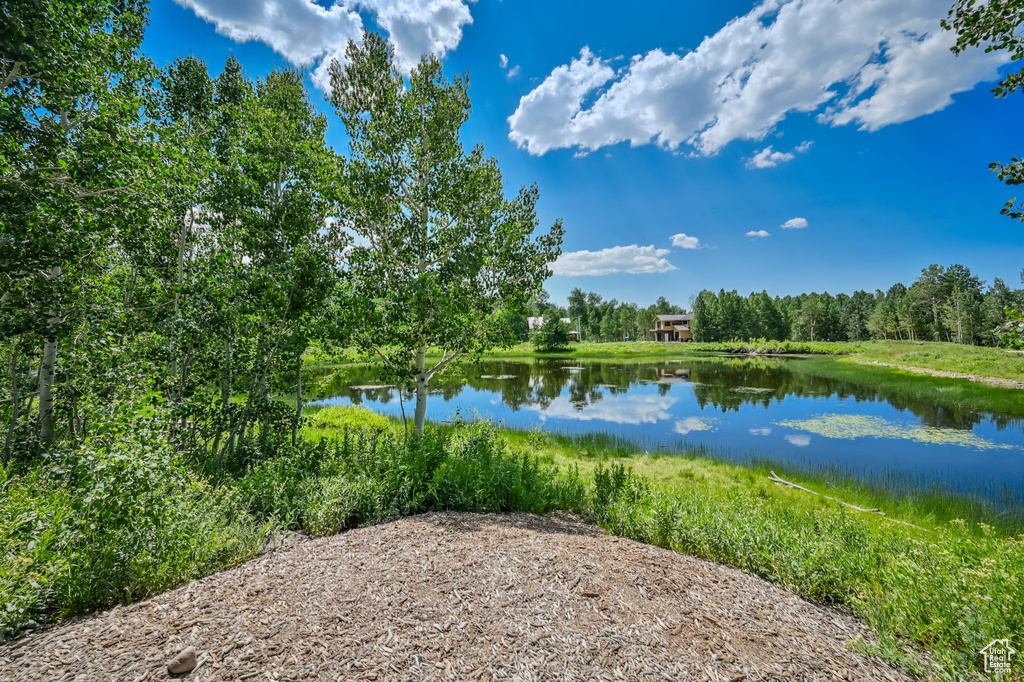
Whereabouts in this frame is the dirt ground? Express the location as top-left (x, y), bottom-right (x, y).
top-left (0, 512), bottom-right (916, 681)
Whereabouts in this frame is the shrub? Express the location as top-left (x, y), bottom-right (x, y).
top-left (1, 431), bottom-right (264, 638)
top-left (532, 315), bottom-right (573, 353)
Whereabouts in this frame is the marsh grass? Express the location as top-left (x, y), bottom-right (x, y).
top-left (857, 341), bottom-right (1024, 382)
top-left (587, 462), bottom-right (1024, 680)
top-left (511, 427), bottom-right (1024, 535)
top-left (792, 356), bottom-right (1024, 417)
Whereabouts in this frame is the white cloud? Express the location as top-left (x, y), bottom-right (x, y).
top-left (747, 146), bottom-right (794, 169)
top-left (507, 47), bottom-right (616, 156)
top-left (747, 140), bottom-right (813, 168)
top-left (746, 230), bottom-right (770, 238)
top-left (781, 217), bottom-right (808, 229)
top-left (507, 65), bottom-right (521, 79)
top-left (499, 53), bottom-right (508, 69)
top-left (785, 434), bottom-right (812, 447)
top-left (551, 244), bottom-right (677, 276)
top-left (670, 233), bottom-right (700, 249)
top-left (749, 427), bottom-right (772, 436)
top-left (173, 0), bottom-right (474, 90)
top-left (508, 0), bottom-right (1007, 157)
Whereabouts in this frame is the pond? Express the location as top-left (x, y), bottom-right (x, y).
top-left (308, 357), bottom-right (1024, 509)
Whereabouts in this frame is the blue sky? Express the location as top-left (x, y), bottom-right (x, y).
top-left (144, 0), bottom-right (1024, 307)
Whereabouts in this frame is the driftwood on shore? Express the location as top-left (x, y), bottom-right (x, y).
top-left (768, 471), bottom-right (932, 533)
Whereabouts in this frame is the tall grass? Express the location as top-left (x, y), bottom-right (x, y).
top-left (3, 404), bottom-right (1023, 679)
top-left (792, 356), bottom-right (1024, 417)
top-left (589, 462), bottom-right (1024, 680)
top-left (519, 427), bottom-right (1024, 535)
top-left (0, 407), bottom-right (584, 639)
top-left (857, 341), bottom-right (1024, 382)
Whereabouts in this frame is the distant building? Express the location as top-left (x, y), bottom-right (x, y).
top-left (527, 316), bottom-right (580, 341)
top-left (651, 314), bottom-right (693, 342)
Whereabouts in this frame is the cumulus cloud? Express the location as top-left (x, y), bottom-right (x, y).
top-left (173, 0), bottom-right (474, 90)
top-left (551, 244), bottom-right (677, 276)
top-left (781, 217), bottom-right (809, 229)
top-left (747, 140), bottom-right (812, 168)
top-left (747, 146), bottom-right (794, 169)
top-left (508, 0), bottom-right (1007, 157)
top-left (670, 233), bottom-right (700, 249)
top-left (746, 230), bottom-right (770, 238)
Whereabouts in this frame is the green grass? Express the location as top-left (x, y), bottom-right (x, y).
top-left (791, 355), bottom-right (1024, 417)
top-left (507, 429), bottom-right (1024, 536)
top-left (4, 404), bottom-right (1023, 679)
top-left (855, 340), bottom-right (1024, 382)
top-left (484, 338), bottom-right (1024, 378)
top-left (484, 339), bottom-right (859, 358)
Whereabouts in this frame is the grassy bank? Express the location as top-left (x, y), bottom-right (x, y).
top-left (484, 338), bottom-right (1024, 377)
top-left (486, 339), bottom-right (859, 358)
top-left (791, 355), bottom-right (1024, 417)
top-left (3, 406), bottom-right (1022, 679)
top-left (855, 341), bottom-right (1024, 382)
top-left (509, 429), bottom-right (1024, 535)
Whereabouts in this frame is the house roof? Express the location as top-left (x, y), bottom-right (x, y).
top-left (527, 316), bottom-right (572, 330)
top-left (654, 314), bottom-right (693, 321)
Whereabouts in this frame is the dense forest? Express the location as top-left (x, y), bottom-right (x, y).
top-left (540, 264), bottom-right (1024, 345)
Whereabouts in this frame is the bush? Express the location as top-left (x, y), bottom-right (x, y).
top-left (532, 315), bottom-right (573, 353)
top-left (1, 431), bottom-right (264, 639)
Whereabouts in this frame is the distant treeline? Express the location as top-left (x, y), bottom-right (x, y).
top-left (536, 264), bottom-right (1024, 345)
top-left (696, 264), bottom-right (1024, 345)
top-left (524, 289), bottom-right (687, 342)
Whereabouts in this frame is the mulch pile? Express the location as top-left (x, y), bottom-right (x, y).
top-left (1, 512), bottom-right (916, 681)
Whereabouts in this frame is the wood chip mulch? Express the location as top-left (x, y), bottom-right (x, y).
top-left (0, 512), bottom-right (917, 681)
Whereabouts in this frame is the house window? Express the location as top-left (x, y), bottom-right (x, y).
top-left (656, 321), bottom-right (661, 329)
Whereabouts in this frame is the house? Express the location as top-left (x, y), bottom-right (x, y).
top-left (651, 314), bottom-right (694, 342)
top-left (527, 316), bottom-right (581, 341)
top-left (654, 367), bottom-right (691, 382)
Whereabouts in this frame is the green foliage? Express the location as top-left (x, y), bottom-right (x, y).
top-left (238, 413), bottom-right (586, 536)
top-left (531, 314), bottom-right (573, 353)
top-left (329, 31), bottom-right (563, 434)
top-left (0, 427), bottom-right (264, 639)
top-left (586, 461), bottom-right (1024, 678)
top-left (995, 308), bottom-right (1024, 349)
top-left (682, 265), bottom-right (1023, 347)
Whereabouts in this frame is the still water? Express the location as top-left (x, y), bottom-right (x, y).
top-left (309, 357), bottom-right (1024, 507)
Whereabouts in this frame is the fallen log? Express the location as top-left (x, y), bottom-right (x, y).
top-left (768, 471), bottom-right (932, 533)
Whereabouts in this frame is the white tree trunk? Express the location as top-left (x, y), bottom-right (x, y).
top-left (38, 336), bottom-right (57, 448)
top-left (413, 345), bottom-right (428, 435)
top-left (39, 266), bottom-right (61, 448)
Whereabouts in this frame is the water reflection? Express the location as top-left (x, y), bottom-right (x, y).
top-left (310, 358), bottom-right (1023, 433)
top-left (307, 357), bottom-right (1024, 508)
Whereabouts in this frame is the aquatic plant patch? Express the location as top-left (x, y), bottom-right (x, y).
top-left (775, 414), bottom-right (1020, 452)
